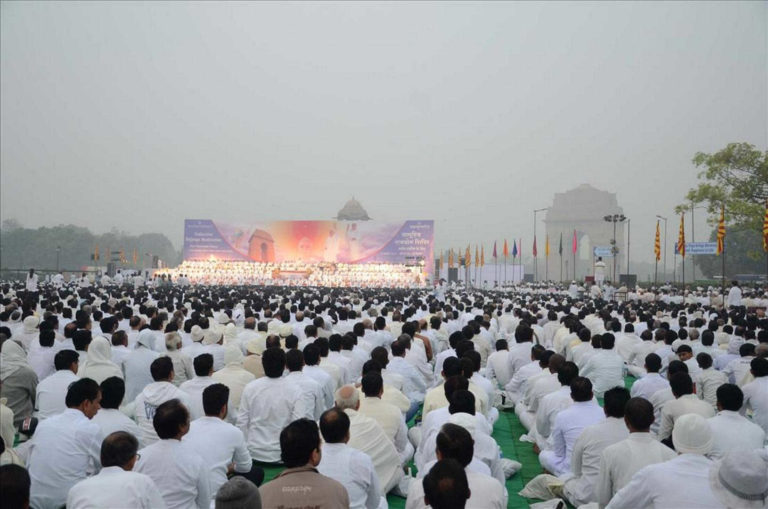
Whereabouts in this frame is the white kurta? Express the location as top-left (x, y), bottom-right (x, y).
top-left (595, 432), bottom-right (677, 507)
top-left (580, 350), bottom-right (625, 397)
top-left (91, 408), bottom-right (143, 446)
top-left (707, 410), bottom-right (766, 459)
top-left (134, 381), bottom-right (192, 445)
top-left (539, 400), bottom-right (605, 476)
top-left (606, 454), bottom-right (723, 509)
top-left (317, 442), bottom-right (383, 509)
top-left (742, 376), bottom-right (768, 435)
top-left (135, 439), bottom-right (210, 509)
top-left (35, 369), bottom-right (79, 419)
top-left (405, 470), bottom-right (506, 509)
top-left (345, 408), bottom-right (403, 494)
top-left (694, 368), bottom-right (728, 408)
top-left (629, 372), bottom-right (669, 401)
top-left (66, 466), bottom-right (166, 509)
top-left (657, 394), bottom-right (715, 441)
top-left (178, 376), bottom-right (217, 420)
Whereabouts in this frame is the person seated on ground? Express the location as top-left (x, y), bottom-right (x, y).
top-left (77, 335), bottom-right (123, 384)
top-left (486, 339), bottom-right (511, 389)
top-left (134, 399), bottom-right (210, 509)
top-left (211, 345), bottom-right (256, 422)
top-left (165, 331), bottom-right (195, 386)
top-left (422, 357), bottom-right (485, 419)
top-left (0, 464), bottom-right (31, 509)
top-left (34, 349), bottom-right (79, 419)
top-left (134, 356), bottom-right (191, 445)
top-left (283, 349), bottom-right (325, 420)
top-left (694, 352), bottom-right (728, 409)
top-left (214, 476), bottom-right (262, 509)
top-left (538, 376), bottom-right (604, 477)
top-left (0, 339), bottom-right (38, 428)
top-left (707, 383), bottom-right (765, 459)
top-left (27, 378), bottom-right (102, 509)
top-left (358, 371), bottom-right (412, 465)
top-left (675, 344), bottom-right (701, 376)
top-left (179, 353), bottom-right (217, 420)
top-left (657, 372), bottom-right (715, 446)
top-left (561, 387), bottom-right (631, 507)
top-left (516, 353), bottom-right (564, 432)
top-left (91, 376), bottom-right (142, 445)
top-left (629, 353), bottom-right (669, 401)
top-left (259, 418), bottom-right (349, 509)
top-left (607, 414), bottom-right (719, 509)
top-left (123, 329), bottom-right (160, 402)
top-left (535, 361), bottom-right (580, 452)
top-left (183, 383), bottom-right (263, 500)
top-left (580, 333), bottom-right (625, 398)
top-left (66, 431), bottom-right (165, 509)
top-left (406, 424), bottom-right (505, 509)
top-left (236, 347), bottom-right (312, 463)
top-left (504, 344), bottom-right (546, 404)
top-left (317, 407), bottom-right (385, 509)
top-left (741, 356), bottom-right (768, 436)
top-left (648, 359), bottom-right (688, 436)
top-left (595, 397), bottom-right (677, 507)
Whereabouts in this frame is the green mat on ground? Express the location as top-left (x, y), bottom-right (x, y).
top-left (257, 376), bottom-right (638, 508)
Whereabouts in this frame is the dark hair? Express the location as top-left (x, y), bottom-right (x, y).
top-left (151, 356), bottom-right (174, 381)
top-left (496, 339), bottom-right (508, 350)
top-left (73, 329), bottom-right (92, 351)
top-left (303, 344), bottom-right (320, 366)
top-left (701, 330), bottom-right (714, 346)
top-left (99, 376), bottom-right (125, 409)
top-left (444, 375), bottom-right (469, 402)
top-left (696, 352), bottom-right (713, 370)
top-left (667, 360), bottom-right (689, 376)
top-left (624, 397), bottom-right (654, 430)
top-left (557, 362), bottom-right (579, 386)
top-left (570, 377), bottom-right (593, 402)
top-left (390, 340), bottom-right (405, 357)
top-left (203, 383), bottom-right (230, 416)
top-left (101, 431), bottom-right (138, 468)
top-left (436, 423), bottom-right (474, 467)
top-left (193, 353), bottom-right (213, 376)
top-left (153, 399), bottom-right (189, 439)
top-left (752, 357), bottom-right (768, 377)
top-left (54, 349), bottom-right (79, 371)
top-left (448, 389), bottom-right (475, 416)
top-left (716, 383), bottom-right (744, 411)
top-left (319, 407), bottom-right (350, 444)
top-left (361, 372), bottom-right (383, 397)
top-left (262, 348), bottom-right (286, 378)
top-left (423, 459), bottom-right (470, 509)
top-left (644, 353), bottom-right (662, 373)
top-left (0, 464), bottom-right (30, 509)
top-left (38, 329), bottom-right (55, 348)
top-left (603, 387), bottom-right (630, 418)
top-left (442, 357), bottom-right (462, 377)
top-left (280, 418), bottom-right (320, 467)
top-left (285, 334), bottom-right (299, 350)
top-left (676, 344), bottom-right (693, 355)
top-left (669, 372), bottom-right (694, 397)
top-left (285, 349), bottom-right (304, 372)
top-left (601, 333), bottom-right (615, 350)
top-left (65, 378), bottom-right (100, 408)
top-left (100, 316), bottom-right (117, 334)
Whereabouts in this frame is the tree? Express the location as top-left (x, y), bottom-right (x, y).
top-left (676, 143), bottom-right (767, 276)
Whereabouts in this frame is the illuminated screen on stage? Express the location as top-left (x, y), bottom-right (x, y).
top-left (183, 219), bottom-right (435, 273)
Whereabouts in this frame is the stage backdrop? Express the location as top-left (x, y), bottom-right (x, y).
top-left (183, 219), bottom-right (435, 274)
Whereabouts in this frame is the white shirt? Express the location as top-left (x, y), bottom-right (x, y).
top-left (545, 400), bottom-right (605, 475)
top-left (236, 376), bottom-right (312, 462)
top-left (505, 360), bottom-right (542, 401)
top-left (27, 409), bottom-right (103, 509)
top-left (179, 375), bottom-right (217, 420)
top-left (536, 386), bottom-right (572, 441)
top-left (695, 368), bottom-right (728, 408)
top-left (405, 469), bottom-right (506, 509)
top-left (486, 349), bottom-right (512, 388)
top-left (508, 341), bottom-right (534, 374)
top-left (629, 372), bottom-right (669, 401)
top-left (317, 442), bottom-right (382, 509)
top-left (658, 394), bottom-right (715, 441)
top-left (726, 286), bottom-right (742, 307)
top-left (303, 364), bottom-right (336, 409)
top-left (183, 416), bottom-right (252, 499)
top-left (27, 343), bottom-right (57, 381)
top-left (135, 439), bottom-right (210, 509)
top-left (580, 350), bottom-right (625, 397)
top-left (707, 410), bottom-right (766, 459)
top-left (35, 369), bottom-right (79, 419)
top-left (123, 347), bottom-right (160, 402)
top-left (595, 432), bottom-right (677, 507)
top-left (134, 381), bottom-right (192, 445)
top-left (606, 454), bottom-right (723, 509)
top-left (345, 408), bottom-right (403, 494)
top-left (66, 466), bottom-right (166, 509)
top-left (388, 356), bottom-right (427, 402)
top-left (358, 396), bottom-right (409, 456)
top-left (742, 376), bottom-right (768, 435)
top-left (562, 416), bottom-right (629, 507)
top-left (284, 370), bottom-right (326, 419)
top-left (91, 408), bottom-right (143, 446)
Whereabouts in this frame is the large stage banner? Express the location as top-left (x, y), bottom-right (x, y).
top-left (183, 219), bottom-right (435, 273)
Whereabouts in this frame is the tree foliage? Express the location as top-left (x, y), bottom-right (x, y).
top-left (0, 222), bottom-right (180, 271)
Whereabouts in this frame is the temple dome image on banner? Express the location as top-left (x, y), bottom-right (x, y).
top-left (336, 197), bottom-right (371, 221)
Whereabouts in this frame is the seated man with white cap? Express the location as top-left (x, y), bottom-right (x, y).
top-left (607, 413), bottom-right (720, 509)
top-left (708, 449), bottom-right (768, 509)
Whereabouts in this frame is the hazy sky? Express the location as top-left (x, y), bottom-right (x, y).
top-left (2, 1), bottom-right (766, 264)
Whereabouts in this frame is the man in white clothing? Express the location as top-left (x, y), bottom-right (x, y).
top-left (595, 397), bottom-right (677, 507)
top-left (539, 377), bottom-right (605, 476)
top-left (486, 339), bottom-right (512, 388)
top-left (507, 326), bottom-right (535, 375)
top-left (91, 376), bottom-right (142, 445)
top-left (34, 349), bottom-right (79, 419)
top-left (27, 378), bottom-right (103, 509)
top-left (628, 353), bottom-right (669, 401)
top-left (726, 280), bottom-right (742, 308)
top-left (302, 343), bottom-right (335, 409)
top-left (284, 349), bottom-right (326, 419)
top-left (67, 431), bottom-right (166, 509)
top-left (535, 361), bottom-right (579, 450)
top-left (657, 372), bottom-right (715, 443)
top-left (122, 329), bottom-right (160, 402)
top-left (134, 357), bottom-right (192, 445)
top-left (695, 352), bottom-right (728, 408)
top-left (179, 353), bottom-right (217, 420)
top-left (562, 387), bottom-right (630, 507)
top-left (317, 407), bottom-right (385, 509)
top-left (607, 413), bottom-right (721, 509)
top-left (707, 383), bottom-right (766, 459)
top-left (183, 384), bottom-right (263, 499)
top-left (741, 357), bottom-right (768, 435)
top-left (236, 347), bottom-right (312, 462)
top-left (580, 333), bottom-right (625, 398)
top-left (359, 371), bottom-right (413, 465)
top-left (134, 399), bottom-right (210, 509)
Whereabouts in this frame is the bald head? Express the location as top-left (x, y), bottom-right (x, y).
top-left (244, 317), bottom-right (256, 330)
top-left (334, 384), bottom-right (360, 410)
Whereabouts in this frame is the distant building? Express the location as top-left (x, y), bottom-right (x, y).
top-left (336, 197), bottom-right (371, 221)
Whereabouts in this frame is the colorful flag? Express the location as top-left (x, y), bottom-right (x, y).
top-left (439, 252), bottom-right (444, 270)
top-left (119, 249), bottom-right (126, 263)
top-left (448, 249), bottom-right (454, 268)
top-left (716, 206), bottom-right (725, 255)
top-left (481, 245), bottom-right (485, 267)
top-left (512, 240), bottom-right (518, 258)
top-left (545, 235), bottom-right (550, 258)
top-left (465, 246), bottom-right (471, 267)
top-left (559, 233), bottom-right (563, 256)
top-left (572, 230), bottom-right (578, 255)
top-left (678, 214), bottom-right (686, 258)
top-left (493, 241), bottom-right (497, 259)
top-left (654, 220), bottom-right (661, 261)
top-left (503, 239), bottom-right (509, 258)
top-left (132, 248), bottom-right (138, 265)
top-left (532, 236), bottom-right (538, 257)
top-left (763, 199), bottom-right (768, 252)
top-left (475, 246), bottom-right (479, 267)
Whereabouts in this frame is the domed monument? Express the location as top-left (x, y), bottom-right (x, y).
top-left (336, 197), bottom-right (371, 221)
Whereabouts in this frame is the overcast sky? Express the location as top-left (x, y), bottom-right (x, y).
top-left (1, 1), bottom-right (766, 265)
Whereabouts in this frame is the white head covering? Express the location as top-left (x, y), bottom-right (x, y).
top-left (202, 329), bottom-right (222, 346)
top-left (190, 325), bottom-right (204, 343)
top-left (672, 413), bottom-right (713, 455)
top-left (78, 335), bottom-right (122, 384)
top-left (224, 345), bottom-right (244, 367)
top-left (223, 323), bottom-right (238, 345)
top-left (22, 315), bottom-right (39, 334)
top-left (0, 340), bottom-right (29, 380)
top-left (137, 329), bottom-right (155, 349)
top-left (709, 450), bottom-right (768, 508)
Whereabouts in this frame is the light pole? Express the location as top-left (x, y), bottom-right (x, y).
top-left (56, 246), bottom-right (61, 272)
top-left (604, 214), bottom-right (626, 283)
top-left (690, 203), bottom-right (706, 283)
top-left (656, 215), bottom-right (668, 282)
top-left (533, 207), bottom-right (548, 282)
